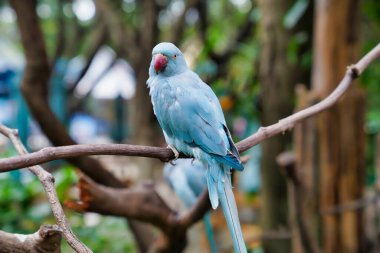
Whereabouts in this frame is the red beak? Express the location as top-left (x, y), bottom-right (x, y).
top-left (154, 54), bottom-right (168, 73)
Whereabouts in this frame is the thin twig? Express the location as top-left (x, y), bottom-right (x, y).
top-left (321, 190), bottom-right (380, 215)
top-left (0, 124), bottom-right (92, 253)
top-left (0, 43), bottom-right (379, 172)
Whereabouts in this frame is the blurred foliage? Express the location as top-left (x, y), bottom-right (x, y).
top-left (360, 0), bottom-right (380, 186)
top-left (64, 214), bottom-right (136, 253)
top-left (0, 165), bottom-right (135, 252)
top-left (362, 0), bottom-right (380, 133)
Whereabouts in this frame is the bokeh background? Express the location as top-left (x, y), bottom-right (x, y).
top-left (0, 0), bottom-right (380, 252)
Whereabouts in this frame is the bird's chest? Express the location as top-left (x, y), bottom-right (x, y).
top-left (150, 81), bottom-right (176, 114)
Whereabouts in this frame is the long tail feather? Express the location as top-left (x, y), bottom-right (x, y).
top-left (217, 170), bottom-right (247, 253)
top-left (203, 212), bottom-right (218, 253)
top-left (207, 162), bottom-right (222, 209)
top-left (207, 171), bottom-right (219, 209)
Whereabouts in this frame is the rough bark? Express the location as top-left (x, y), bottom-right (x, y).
top-left (0, 225), bottom-right (62, 253)
top-left (311, 1), bottom-right (365, 253)
top-left (293, 85), bottom-right (321, 253)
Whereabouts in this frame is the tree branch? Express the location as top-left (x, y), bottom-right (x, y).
top-left (0, 42), bottom-right (379, 172)
top-left (0, 225), bottom-right (62, 253)
top-left (320, 190), bottom-right (380, 215)
top-left (65, 175), bottom-right (190, 253)
top-left (66, 176), bottom-right (171, 228)
top-left (237, 42), bottom-right (380, 151)
top-left (0, 125), bottom-right (91, 253)
top-left (69, 54), bottom-right (118, 112)
top-left (67, 22), bottom-right (108, 95)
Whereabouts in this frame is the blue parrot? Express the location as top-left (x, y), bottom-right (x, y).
top-left (147, 42), bottom-right (246, 253)
top-left (164, 159), bottom-right (218, 253)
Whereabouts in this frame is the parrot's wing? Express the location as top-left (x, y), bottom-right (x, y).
top-left (167, 73), bottom-right (227, 154)
top-left (213, 125), bottom-right (243, 170)
top-left (166, 72), bottom-right (243, 170)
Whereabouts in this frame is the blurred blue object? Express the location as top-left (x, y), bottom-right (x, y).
top-left (50, 58), bottom-right (69, 122)
top-left (0, 69), bottom-right (16, 126)
top-left (0, 99), bottom-right (14, 125)
top-left (239, 145), bottom-right (261, 193)
top-left (0, 67), bottom-right (25, 181)
top-left (69, 112), bottom-right (111, 144)
top-left (164, 159), bottom-right (218, 253)
top-left (0, 69), bottom-right (15, 98)
top-left (0, 67), bottom-right (29, 144)
top-left (238, 121), bottom-right (261, 193)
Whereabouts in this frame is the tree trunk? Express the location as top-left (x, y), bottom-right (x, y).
top-left (257, 0), bottom-right (306, 252)
top-left (293, 85), bottom-right (322, 253)
top-left (127, 0), bottom-right (163, 180)
top-left (296, 1), bottom-right (365, 253)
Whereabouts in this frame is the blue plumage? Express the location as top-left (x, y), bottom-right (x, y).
top-left (148, 42), bottom-right (246, 253)
top-left (164, 159), bottom-right (217, 253)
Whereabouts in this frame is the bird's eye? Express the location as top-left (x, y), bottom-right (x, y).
top-left (173, 54), bottom-right (177, 59)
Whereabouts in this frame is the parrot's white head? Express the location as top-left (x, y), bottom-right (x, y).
top-left (149, 42), bottom-right (188, 77)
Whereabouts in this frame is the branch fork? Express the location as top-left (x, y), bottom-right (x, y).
top-left (0, 124), bottom-right (92, 253)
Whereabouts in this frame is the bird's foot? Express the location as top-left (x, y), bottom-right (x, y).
top-left (167, 145), bottom-right (180, 161)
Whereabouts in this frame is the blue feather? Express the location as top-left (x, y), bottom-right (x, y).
top-left (212, 153), bottom-right (244, 171)
top-left (206, 169), bottom-right (219, 209)
top-left (217, 167), bottom-right (246, 253)
top-left (203, 212), bottom-right (218, 253)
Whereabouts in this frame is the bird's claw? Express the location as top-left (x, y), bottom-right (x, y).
top-left (167, 145), bottom-right (180, 161)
